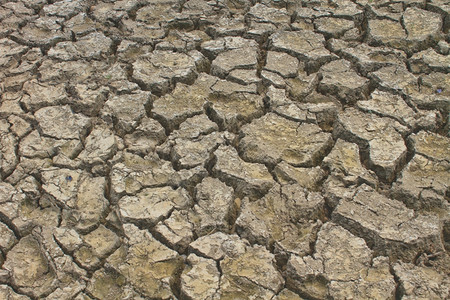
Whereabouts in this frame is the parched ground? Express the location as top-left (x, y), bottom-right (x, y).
top-left (0, 0), bottom-right (449, 299)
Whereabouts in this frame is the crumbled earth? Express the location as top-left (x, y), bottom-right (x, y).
top-left (0, 0), bottom-right (449, 299)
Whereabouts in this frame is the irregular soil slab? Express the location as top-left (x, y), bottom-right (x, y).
top-left (3, 235), bottom-right (57, 298)
top-left (408, 130), bottom-right (450, 162)
top-left (394, 261), bottom-right (450, 299)
top-left (0, 120), bottom-right (18, 177)
top-left (273, 289), bottom-right (304, 300)
top-left (318, 59), bottom-right (370, 103)
top-left (119, 186), bottom-right (191, 227)
top-left (85, 268), bottom-right (130, 300)
top-left (154, 210), bottom-right (194, 252)
top-left (159, 131), bottom-right (231, 169)
top-left (409, 48), bottom-right (450, 74)
top-left (340, 43), bottom-right (406, 75)
top-left (73, 225), bottom-right (120, 270)
top-left (402, 7), bottom-right (443, 53)
top-left (211, 47), bottom-right (259, 78)
top-left (21, 79), bottom-right (68, 112)
top-left (391, 131), bottom-right (449, 210)
top-left (369, 65), bottom-right (418, 96)
top-left (132, 50), bottom-right (199, 95)
top-left (77, 125), bottom-right (118, 165)
top-left (212, 145), bottom-right (275, 200)
top-left (38, 59), bottom-right (109, 85)
top-left (334, 108), bottom-right (408, 182)
top-left (200, 36), bottom-right (258, 60)
top-left (0, 182), bottom-right (60, 236)
top-left (41, 168), bottom-right (109, 232)
top-left (188, 232), bottom-right (249, 261)
top-left (274, 162), bottom-right (327, 190)
top-left (357, 89), bottom-right (437, 131)
top-left (218, 244), bottom-right (285, 298)
top-left (367, 8), bottom-right (442, 55)
top-left (236, 183), bottom-right (324, 257)
top-left (123, 117), bottom-right (166, 155)
top-left (69, 84), bottom-right (109, 117)
top-left (322, 138), bottom-right (377, 187)
top-left (409, 72), bottom-right (449, 111)
top-left (367, 19), bottom-right (407, 49)
top-left (111, 224), bottom-right (184, 299)
top-left (206, 91), bottom-right (264, 132)
top-left (180, 254), bottom-right (220, 300)
top-left (156, 114), bottom-right (219, 159)
top-left (13, 16), bottom-right (71, 47)
top-left (314, 17), bottom-right (355, 39)
top-left (35, 105), bottom-right (91, 140)
top-left (110, 152), bottom-right (181, 201)
top-left (48, 32), bottom-right (113, 60)
top-left (269, 30), bottom-right (337, 71)
top-left (18, 129), bottom-right (81, 160)
top-left (101, 91), bottom-right (152, 136)
top-left (0, 222), bottom-right (17, 254)
top-left (151, 73), bottom-right (217, 131)
top-left (263, 51), bottom-right (300, 78)
top-left (191, 177), bottom-right (237, 236)
top-left (286, 222), bottom-right (396, 299)
top-left (246, 3), bottom-right (291, 28)
top-left (239, 113), bottom-right (333, 167)
top-left (392, 154), bottom-right (449, 211)
top-left (0, 284), bottom-right (31, 300)
top-left (332, 185), bottom-right (443, 261)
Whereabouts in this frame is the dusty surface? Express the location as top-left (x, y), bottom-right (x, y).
top-left (0, 0), bottom-right (449, 299)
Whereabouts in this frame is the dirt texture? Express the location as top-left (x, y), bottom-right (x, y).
top-left (0, 0), bottom-right (449, 299)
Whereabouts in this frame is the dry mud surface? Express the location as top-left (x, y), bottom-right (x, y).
top-left (0, 0), bottom-right (449, 299)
